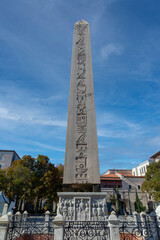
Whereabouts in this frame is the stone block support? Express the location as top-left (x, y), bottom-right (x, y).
top-left (0, 214), bottom-right (9, 240)
top-left (108, 212), bottom-right (120, 240)
top-left (53, 214), bottom-right (64, 240)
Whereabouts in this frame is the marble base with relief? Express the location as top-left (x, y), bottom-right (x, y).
top-left (57, 192), bottom-right (108, 221)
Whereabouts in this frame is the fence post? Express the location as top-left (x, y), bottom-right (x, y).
top-left (44, 210), bottom-right (50, 234)
top-left (149, 211), bottom-right (159, 240)
top-left (22, 210), bottom-right (28, 223)
top-left (0, 214), bottom-right (9, 240)
top-left (2, 204), bottom-right (8, 216)
top-left (15, 211), bottom-right (21, 222)
top-left (53, 214), bottom-right (64, 240)
top-left (155, 205), bottom-right (160, 237)
top-left (140, 212), bottom-right (148, 237)
top-left (7, 212), bottom-right (12, 221)
top-left (108, 211), bottom-right (120, 240)
top-left (133, 211), bottom-right (138, 226)
top-left (45, 210), bottom-right (50, 222)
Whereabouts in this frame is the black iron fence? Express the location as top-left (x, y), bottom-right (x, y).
top-left (6, 213), bottom-right (54, 240)
top-left (119, 214), bottom-right (160, 240)
top-left (5, 211), bottom-right (160, 240)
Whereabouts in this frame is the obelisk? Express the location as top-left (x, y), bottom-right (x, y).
top-left (63, 20), bottom-right (100, 191)
top-left (56, 20), bottom-right (108, 223)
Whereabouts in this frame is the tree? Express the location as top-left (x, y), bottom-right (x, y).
top-left (110, 194), bottom-right (116, 206)
top-left (0, 155), bottom-right (63, 212)
top-left (115, 187), bottom-right (120, 214)
top-left (141, 161), bottom-right (160, 201)
top-left (135, 190), bottom-right (146, 213)
top-left (56, 164), bottom-right (64, 177)
top-left (0, 161), bottom-right (31, 208)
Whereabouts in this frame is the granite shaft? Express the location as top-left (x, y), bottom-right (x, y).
top-left (63, 20), bottom-right (100, 185)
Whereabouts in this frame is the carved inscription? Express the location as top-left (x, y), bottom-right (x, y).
top-left (75, 24), bottom-right (88, 183)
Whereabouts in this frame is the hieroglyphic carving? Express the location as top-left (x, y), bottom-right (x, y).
top-left (75, 23), bottom-right (88, 183)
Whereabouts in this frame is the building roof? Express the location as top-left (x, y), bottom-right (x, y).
top-left (0, 150), bottom-right (20, 159)
top-left (150, 151), bottom-right (160, 159)
top-left (116, 171), bottom-right (132, 176)
top-left (101, 173), bottom-right (121, 180)
top-left (124, 175), bottom-right (145, 178)
top-left (102, 169), bottom-right (132, 176)
top-left (101, 169), bottom-right (145, 179)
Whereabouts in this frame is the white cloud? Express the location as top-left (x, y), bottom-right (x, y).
top-left (0, 106), bottom-right (67, 127)
top-left (0, 107), bottom-right (20, 121)
top-left (97, 111), bottom-right (143, 138)
top-left (100, 43), bottom-right (123, 60)
top-left (30, 141), bottom-right (65, 152)
top-left (32, 94), bottom-right (64, 103)
top-left (148, 136), bottom-right (160, 147)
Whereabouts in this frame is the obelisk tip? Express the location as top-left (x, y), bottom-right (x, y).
top-left (75, 19), bottom-right (89, 25)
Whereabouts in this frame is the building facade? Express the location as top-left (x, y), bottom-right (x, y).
top-left (132, 159), bottom-right (154, 176)
top-left (132, 151), bottom-right (160, 177)
top-left (150, 151), bottom-right (160, 163)
top-left (0, 150), bottom-right (20, 169)
top-left (0, 150), bottom-right (20, 214)
top-left (101, 169), bottom-right (156, 214)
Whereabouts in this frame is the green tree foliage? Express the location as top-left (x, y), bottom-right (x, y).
top-left (0, 160), bottom-right (31, 207)
top-left (116, 187), bottom-right (120, 214)
top-left (141, 161), bottom-right (160, 201)
top-left (0, 155), bottom-right (62, 211)
top-left (110, 189), bottom-right (121, 213)
top-left (110, 194), bottom-right (116, 206)
top-left (135, 190), bottom-right (146, 213)
top-left (56, 164), bottom-right (64, 177)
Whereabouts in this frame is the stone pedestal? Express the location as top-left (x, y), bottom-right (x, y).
top-left (57, 192), bottom-right (108, 221)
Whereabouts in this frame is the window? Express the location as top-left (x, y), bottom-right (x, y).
top-left (149, 196), bottom-right (151, 200)
top-left (138, 185), bottom-right (140, 190)
top-left (129, 185), bottom-right (131, 189)
top-left (143, 166), bottom-right (145, 173)
top-left (0, 165), bottom-right (1, 169)
top-left (0, 156), bottom-right (2, 161)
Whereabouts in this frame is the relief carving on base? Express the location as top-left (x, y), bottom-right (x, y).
top-left (58, 196), bottom-right (108, 221)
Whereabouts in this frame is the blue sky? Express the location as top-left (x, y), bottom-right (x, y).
top-left (0, 0), bottom-right (160, 174)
